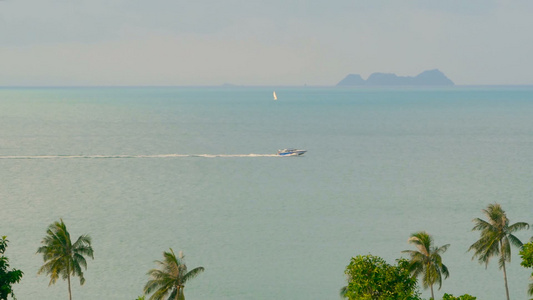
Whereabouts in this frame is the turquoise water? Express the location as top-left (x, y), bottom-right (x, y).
top-left (1, 87), bottom-right (532, 299)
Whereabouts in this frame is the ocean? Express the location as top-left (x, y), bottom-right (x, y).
top-left (1, 86), bottom-right (532, 299)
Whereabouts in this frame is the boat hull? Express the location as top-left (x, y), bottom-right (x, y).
top-left (277, 149), bottom-right (307, 156)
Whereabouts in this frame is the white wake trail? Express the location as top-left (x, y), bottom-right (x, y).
top-left (0, 154), bottom-right (281, 159)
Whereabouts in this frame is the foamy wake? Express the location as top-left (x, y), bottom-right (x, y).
top-left (0, 154), bottom-right (281, 159)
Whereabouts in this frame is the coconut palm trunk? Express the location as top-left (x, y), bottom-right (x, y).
top-left (430, 285), bottom-right (434, 300)
top-left (67, 272), bottom-right (72, 300)
top-left (426, 261), bottom-right (435, 299)
top-left (66, 260), bottom-right (72, 300)
top-left (501, 242), bottom-right (510, 300)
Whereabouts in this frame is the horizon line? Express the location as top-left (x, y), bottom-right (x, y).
top-left (2, 84), bottom-right (533, 89)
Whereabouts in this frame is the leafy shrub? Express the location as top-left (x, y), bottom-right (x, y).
top-left (442, 293), bottom-right (476, 300)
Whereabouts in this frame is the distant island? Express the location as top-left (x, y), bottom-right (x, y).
top-left (337, 69), bottom-right (454, 86)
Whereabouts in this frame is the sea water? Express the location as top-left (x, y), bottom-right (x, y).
top-left (1, 87), bottom-right (532, 300)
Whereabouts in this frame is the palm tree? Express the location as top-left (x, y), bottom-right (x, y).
top-left (36, 219), bottom-right (94, 300)
top-left (144, 248), bottom-right (204, 300)
top-left (468, 203), bottom-right (529, 300)
top-left (402, 231), bottom-right (450, 300)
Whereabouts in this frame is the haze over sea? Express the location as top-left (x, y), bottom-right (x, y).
top-left (1, 86), bottom-right (532, 300)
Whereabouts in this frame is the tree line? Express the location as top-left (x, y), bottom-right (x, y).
top-left (2, 203), bottom-right (533, 299)
top-left (1, 219), bottom-right (203, 300)
top-left (341, 203), bottom-right (533, 300)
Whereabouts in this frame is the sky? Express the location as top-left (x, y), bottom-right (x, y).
top-left (1, 0), bottom-right (532, 86)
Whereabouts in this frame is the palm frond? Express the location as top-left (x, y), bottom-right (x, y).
top-left (144, 278), bottom-right (167, 295)
top-left (440, 263), bottom-right (450, 280)
top-left (508, 222), bottom-right (530, 232)
top-left (469, 231), bottom-right (501, 267)
top-left (182, 266), bottom-right (205, 283)
top-left (339, 285), bottom-right (348, 298)
top-left (36, 219), bottom-right (93, 294)
top-left (167, 288), bottom-right (178, 300)
top-left (403, 231), bottom-right (449, 293)
top-left (148, 284), bottom-right (172, 300)
top-left (508, 233), bottom-right (524, 249)
top-left (73, 234), bottom-right (92, 247)
top-left (435, 244), bottom-right (450, 255)
top-left (144, 249), bottom-right (204, 300)
top-left (472, 218), bottom-right (494, 232)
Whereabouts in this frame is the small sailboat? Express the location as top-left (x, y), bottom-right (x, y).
top-left (273, 91), bottom-right (277, 100)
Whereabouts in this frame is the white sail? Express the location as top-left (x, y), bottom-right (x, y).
top-left (273, 91), bottom-right (277, 100)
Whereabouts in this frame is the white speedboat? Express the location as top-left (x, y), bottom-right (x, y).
top-left (277, 148), bottom-right (307, 156)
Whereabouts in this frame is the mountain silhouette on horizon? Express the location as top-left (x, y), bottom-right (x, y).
top-left (337, 69), bottom-right (454, 86)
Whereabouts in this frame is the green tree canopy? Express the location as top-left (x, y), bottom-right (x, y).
top-left (468, 203), bottom-right (529, 300)
top-left (36, 219), bottom-right (94, 300)
top-left (402, 231), bottom-right (450, 300)
top-left (343, 254), bottom-right (422, 300)
top-left (144, 249), bottom-right (204, 300)
top-left (0, 236), bottom-right (23, 300)
top-left (520, 240), bottom-right (533, 298)
top-left (442, 293), bottom-right (477, 300)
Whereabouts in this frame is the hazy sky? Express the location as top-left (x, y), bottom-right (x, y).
top-left (1, 0), bottom-right (532, 86)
